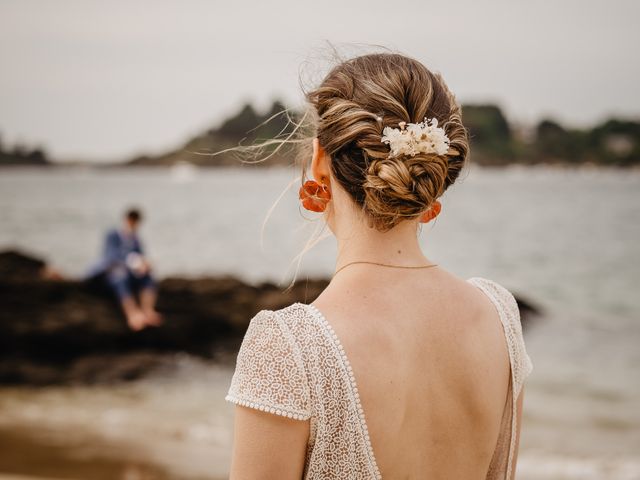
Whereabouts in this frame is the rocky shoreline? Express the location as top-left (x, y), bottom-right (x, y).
top-left (0, 250), bottom-right (539, 385)
top-left (0, 250), bottom-right (328, 385)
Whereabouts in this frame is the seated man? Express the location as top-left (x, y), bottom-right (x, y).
top-left (87, 208), bottom-right (162, 331)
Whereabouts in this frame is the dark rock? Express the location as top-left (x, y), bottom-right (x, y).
top-left (513, 295), bottom-right (541, 319)
top-left (0, 249), bottom-right (46, 280)
top-left (0, 250), bottom-right (539, 385)
top-left (0, 250), bottom-right (327, 385)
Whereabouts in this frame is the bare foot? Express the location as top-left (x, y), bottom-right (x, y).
top-left (126, 310), bottom-right (148, 331)
top-left (143, 310), bottom-right (163, 327)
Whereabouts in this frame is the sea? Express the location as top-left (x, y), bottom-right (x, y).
top-left (0, 164), bottom-right (638, 480)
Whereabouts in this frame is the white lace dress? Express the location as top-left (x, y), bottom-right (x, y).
top-left (225, 277), bottom-right (533, 479)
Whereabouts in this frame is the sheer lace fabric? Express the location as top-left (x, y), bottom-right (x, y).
top-left (225, 277), bottom-right (533, 479)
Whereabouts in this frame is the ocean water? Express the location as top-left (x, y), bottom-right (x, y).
top-left (0, 165), bottom-right (639, 479)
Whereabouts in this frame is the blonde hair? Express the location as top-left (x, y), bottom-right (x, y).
top-left (209, 50), bottom-right (470, 285)
top-left (302, 52), bottom-right (469, 231)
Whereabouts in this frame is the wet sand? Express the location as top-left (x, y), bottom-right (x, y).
top-left (0, 427), bottom-right (222, 480)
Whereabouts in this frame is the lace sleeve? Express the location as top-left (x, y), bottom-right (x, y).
top-left (225, 309), bottom-right (311, 421)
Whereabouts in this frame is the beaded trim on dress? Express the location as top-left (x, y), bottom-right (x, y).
top-left (225, 277), bottom-right (533, 480)
top-left (306, 303), bottom-right (383, 480)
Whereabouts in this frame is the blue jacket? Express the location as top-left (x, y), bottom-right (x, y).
top-left (85, 228), bottom-right (144, 279)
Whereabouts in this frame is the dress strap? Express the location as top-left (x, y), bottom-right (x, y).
top-left (467, 277), bottom-right (533, 479)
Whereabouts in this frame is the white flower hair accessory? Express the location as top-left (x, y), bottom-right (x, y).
top-left (381, 117), bottom-right (450, 157)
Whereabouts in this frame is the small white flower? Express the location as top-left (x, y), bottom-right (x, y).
top-left (380, 117), bottom-right (450, 157)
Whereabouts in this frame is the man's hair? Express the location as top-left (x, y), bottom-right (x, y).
top-left (125, 208), bottom-right (142, 223)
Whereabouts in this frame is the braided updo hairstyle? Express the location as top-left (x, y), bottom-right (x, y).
top-left (305, 53), bottom-right (469, 232)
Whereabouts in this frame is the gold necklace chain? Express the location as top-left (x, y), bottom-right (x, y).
top-left (333, 260), bottom-right (438, 277)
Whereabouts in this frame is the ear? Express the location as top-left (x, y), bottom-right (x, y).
top-left (419, 200), bottom-right (441, 223)
top-left (311, 138), bottom-right (332, 186)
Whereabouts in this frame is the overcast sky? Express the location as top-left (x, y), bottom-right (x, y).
top-left (0, 0), bottom-right (638, 161)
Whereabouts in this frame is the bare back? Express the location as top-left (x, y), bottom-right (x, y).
top-left (313, 267), bottom-right (512, 479)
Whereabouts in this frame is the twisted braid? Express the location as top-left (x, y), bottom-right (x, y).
top-left (305, 52), bottom-right (469, 231)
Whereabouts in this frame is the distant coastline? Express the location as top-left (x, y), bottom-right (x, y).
top-left (2, 101), bottom-right (639, 168)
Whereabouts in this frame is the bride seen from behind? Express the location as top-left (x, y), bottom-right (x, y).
top-left (225, 51), bottom-right (533, 479)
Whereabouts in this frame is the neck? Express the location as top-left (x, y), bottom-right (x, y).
top-left (334, 215), bottom-right (429, 270)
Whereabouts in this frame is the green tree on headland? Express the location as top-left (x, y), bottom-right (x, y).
top-left (461, 105), bottom-right (516, 164)
top-left (128, 100), bottom-right (639, 167)
top-left (0, 134), bottom-right (49, 166)
top-left (1, 103), bottom-right (637, 168)
top-left (587, 119), bottom-right (640, 166)
top-left (534, 120), bottom-right (588, 164)
top-left (216, 100), bottom-right (291, 142)
top-left (531, 118), bottom-right (640, 166)
top-left (128, 99), bottom-right (297, 167)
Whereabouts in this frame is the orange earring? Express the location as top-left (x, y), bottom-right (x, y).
top-left (299, 180), bottom-right (331, 213)
top-left (419, 200), bottom-right (441, 223)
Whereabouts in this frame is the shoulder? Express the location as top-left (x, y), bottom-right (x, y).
top-left (467, 276), bottom-right (520, 323)
top-left (240, 303), bottom-right (321, 354)
top-left (243, 303), bottom-right (317, 335)
top-left (467, 276), bottom-right (516, 300)
top-left (226, 305), bottom-right (314, 420)
top-left (272, 302), bottom-right (319, 329)
top-left (467, 276), bottom-right (533, 391)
